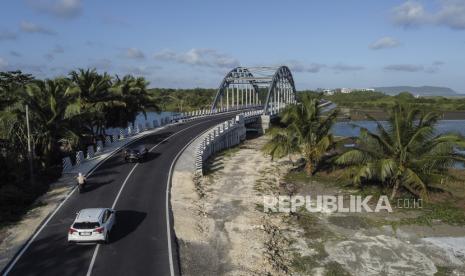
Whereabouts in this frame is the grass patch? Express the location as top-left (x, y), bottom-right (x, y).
top-left (284, 169), bottom-right (352, 189)
top-left (327, 215), bottom-right (375, 230)
top-left (295, 211), bottom-right (336, 240)
top-left (399, 202), bottom-right (465, 226)
top-left (291, 242), bottom-right (328, 274)
top-left (324, 261), bottom-right (351, 276)
top-left (434, 266), bottom-right (455, 276)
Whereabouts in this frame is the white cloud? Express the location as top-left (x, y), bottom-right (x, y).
top-left (121, 65), bottom-right (161, 76)
top-left (385, 61), bottom-right (444, 73)
top-left (332, 63), bottom-right (365, 71)
top-left (384, 64), bottom-right (424, 72)
top-left (391, 0), bottom-right (465, 30)
top-left (126, 48), bottom-right (145, 59)
top-left (20, 21), bottom-right (57, 35)
top-left (154, 48), bottom-right (240, 68)
top-left (286, 60), bottom-right (326, 73)
top-left (392, 1), bottom-right (429, 28)
top-left (0, 30), bottom-right (17, 41)
top-left (369, 37), bottom-right (400, 50)
top-left (436, 0), bottom-right (465, 30)
top-left (10, 51), bottom-right (21, 57)
top-left (27, 0), bottom-right (82, 19)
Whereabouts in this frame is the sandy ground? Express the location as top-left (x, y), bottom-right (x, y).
top-left (0, 176), bottom-right (74, 271)
top-left (172, 136), bottom-right (288, 275)
top-left (172, 135), bottom-right (465, 276)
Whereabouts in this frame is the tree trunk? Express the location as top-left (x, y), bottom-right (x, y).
top-left (304, 161), bottom-right (313, 176)
top-left (390, 178), bottom-right (400, 200)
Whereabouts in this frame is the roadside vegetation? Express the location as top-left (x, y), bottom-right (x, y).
top-left (335, 104), bottom-right (465, 200)
top-left (300, 90), bottom-right (465, 119)
top-left (148, 88), bottom-right (216, 112)
top-left (0, 69), bottom-right (158, 226)
top-left (327, 90), bottom-right (465, 111)
top-left (265, 94), bottom-right (465, 201)
top-left (263, 93), bottom-right (338, 175)
top-left (263, 95), bottom-right (465, 274)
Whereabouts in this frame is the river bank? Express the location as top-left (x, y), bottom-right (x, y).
top-left (340, 108), bottom-right (465, 121)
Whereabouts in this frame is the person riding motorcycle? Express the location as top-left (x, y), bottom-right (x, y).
top-left (76, 172), bottom-right (86, 192)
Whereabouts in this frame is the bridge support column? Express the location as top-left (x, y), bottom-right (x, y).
top-left (227, 87), bottom-right (230, 111)
top-left (245, 86), bottom-right (249, 107)
top-left (236, 84), bottom-right (239, 110)
top-left (259, 115), bottom-right (271, 134)
top-left (252, 90), bottom-right (255, 107)
top-left (242, 85), bottom-right (245, 109)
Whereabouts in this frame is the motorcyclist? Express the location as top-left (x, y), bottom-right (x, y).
top-left (76, 172), bottom-right (86, 187)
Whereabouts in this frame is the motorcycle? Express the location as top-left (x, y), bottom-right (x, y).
top-left (77, 179), bottom-right (87, 193)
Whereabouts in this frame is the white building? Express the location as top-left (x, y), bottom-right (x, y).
top-left (341, 88), bottom-right (353, 93)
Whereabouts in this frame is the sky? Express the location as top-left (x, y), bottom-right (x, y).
top-left (0, 0), bottom-right (464, 91)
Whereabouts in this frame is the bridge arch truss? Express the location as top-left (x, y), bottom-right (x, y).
top-left (211, 66), bottom-right (297, 115)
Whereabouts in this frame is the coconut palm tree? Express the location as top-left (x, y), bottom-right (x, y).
top-left (107, 75), bottom-right (159, 128)
top-left (68, 68), bottom-right (114, 136)
top-left (264, 94), bottom-right (338, 175)
top-left (335, 104), bottom-right (465, 200)
top-left (263, 127), bottom-right (299, 164)
top-left (14, 78), bottom-right (80, 166)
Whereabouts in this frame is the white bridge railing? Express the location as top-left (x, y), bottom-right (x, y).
top-left (61, 106), bottom-right (261, 175)
top-left (194, 109), bottom-right (263, 176)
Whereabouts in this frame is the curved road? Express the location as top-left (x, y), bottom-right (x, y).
top-left (3, 113), bottom-right (239, 276)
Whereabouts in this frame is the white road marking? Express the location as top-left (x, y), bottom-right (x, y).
top-left (86, 163), bottom-right (138, 276)
top-left (2, 126), bottom-right (167, 275)
top-left (2, 185), bottom-right (77, 275)
top-left (85, 118), bottom-right (223, 275)
top-left (4, 113), bottom-right (234, 276)
top-left (165, 126), bottom-right (213, 276)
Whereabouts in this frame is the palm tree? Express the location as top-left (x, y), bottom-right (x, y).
top-left (264, 94), bottom-right (338, 175)
top-left (68, 68), bottom-right (114, 136)
top-left (335, 104), bottom-right (465, 200)
top-left (263, 127), bottom-right (299, 164)
top-left (15, 78), bottom-right (80, 166)
top-left (107, 75), bottom-right (159, 128)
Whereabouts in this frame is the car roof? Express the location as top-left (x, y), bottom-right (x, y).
top-left (75, 208), bottom-right (107, 222)
top-left (127, 145), bottom-right (145, 150)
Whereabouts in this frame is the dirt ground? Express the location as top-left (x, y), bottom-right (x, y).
top-left (171, 135), bottom-right (465, 276)
top-left (0, 177), bottom-right (74, 271)
top-left (172, 136), bottom-right (282, 275)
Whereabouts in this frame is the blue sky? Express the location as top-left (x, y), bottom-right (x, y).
top-left (0, 0), bottom-right (464, 91)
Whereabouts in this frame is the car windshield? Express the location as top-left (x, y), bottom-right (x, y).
top-left (73, 222), bottom-right (100, 229)
top-left (128, 146), bottom-right (145, 153)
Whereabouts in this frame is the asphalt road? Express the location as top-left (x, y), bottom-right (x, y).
top-left (3, 113), bottom-right (239, 276)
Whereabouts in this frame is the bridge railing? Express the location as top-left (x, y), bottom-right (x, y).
top-left (174, 104), bottom-right (262, 123)
top-left (62, 106), bottom-right (262, 175)
top-left (194, 109), bottom-right (263, 176)
top-left (61, 115), bottom-right (174, 174)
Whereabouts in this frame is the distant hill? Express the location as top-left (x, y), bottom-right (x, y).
top-left (373, 86), bottom-right (461, 97)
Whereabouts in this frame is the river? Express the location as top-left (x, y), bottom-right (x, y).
top-left (332, 120), bottom-right (465, 137)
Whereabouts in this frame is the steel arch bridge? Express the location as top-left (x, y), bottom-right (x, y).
top-left (211, 66), bottom-right (297, 115)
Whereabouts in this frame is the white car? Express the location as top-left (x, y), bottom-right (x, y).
top-left (68, 208), bottom-right (116, 244)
